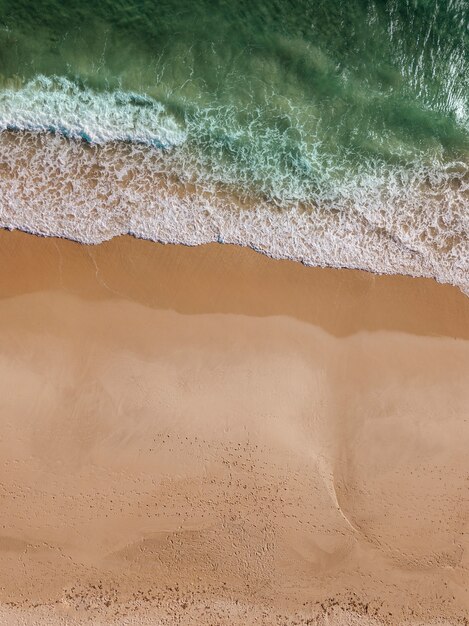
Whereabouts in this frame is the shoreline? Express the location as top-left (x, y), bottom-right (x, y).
top-left (1, 228), bottom-right (468, 339)
top-left (1, 129), bottom-right (468, 297)
top-left (6, 222), bottom-right (469, 300)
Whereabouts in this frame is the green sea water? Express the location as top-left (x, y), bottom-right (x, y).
top-left (0, 0), bottom-right (467, 201)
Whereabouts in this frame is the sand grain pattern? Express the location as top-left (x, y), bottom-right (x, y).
top-left (0, 230), bottom-right (468, 625)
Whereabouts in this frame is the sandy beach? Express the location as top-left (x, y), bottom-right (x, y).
top-left (0, 228), bottom-right (468, 625)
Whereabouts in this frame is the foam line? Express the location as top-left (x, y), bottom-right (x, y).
top-left (0, 131), bottom-right (467, 295)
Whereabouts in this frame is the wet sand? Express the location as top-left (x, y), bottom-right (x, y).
top-left (0, 228), bottom-right (468, 625)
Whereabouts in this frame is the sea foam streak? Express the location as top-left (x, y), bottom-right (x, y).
top-left (0, 76), bottom-right (186, 147)
top-left (0, 126), bottom-right (467, 295)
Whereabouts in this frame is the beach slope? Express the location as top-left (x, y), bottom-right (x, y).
top-left (0, 230), bottom-right (468, 625)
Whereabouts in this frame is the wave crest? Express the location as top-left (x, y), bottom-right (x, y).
top-left (0, 76), bottom-right (186, 147)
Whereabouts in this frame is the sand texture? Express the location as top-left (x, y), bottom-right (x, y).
top-left (0, 229), bottom-right (468, 625)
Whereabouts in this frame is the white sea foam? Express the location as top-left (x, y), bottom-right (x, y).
top-left (0, 76), bottom-right (186, 147)
top-left (0, 130), bottom-right (467, 295)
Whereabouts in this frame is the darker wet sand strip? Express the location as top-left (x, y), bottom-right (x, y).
top-left (0, 228), bottom-right (468, 338)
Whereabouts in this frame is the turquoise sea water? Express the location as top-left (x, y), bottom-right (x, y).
top-left (0, 0), bottom-right (467, 289)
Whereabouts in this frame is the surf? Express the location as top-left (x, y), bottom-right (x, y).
top-left (0, 0), bottom-right (467, 292)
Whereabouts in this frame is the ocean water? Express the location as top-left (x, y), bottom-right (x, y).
top-left (0, 0), bottom-right (467, 291)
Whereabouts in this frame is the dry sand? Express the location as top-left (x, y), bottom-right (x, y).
top-left (0, 228), bottom-right (468, 625)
